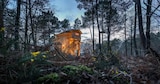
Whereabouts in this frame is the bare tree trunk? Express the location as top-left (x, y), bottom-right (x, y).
top-left (107, 1), bottom-right (111, 54)
top-left (91, 1), bottom-right (95, 52)
top-left (134, 3), bottom-right (138, 56)
top-left (101, 13), bottom-right (104, 52)
top-left (0, 0), bottom-right (4, 46)
top-left (15, 0), bottom-right (21, 50)
top-left (96, 0), bottom-right (101, 53)
top-left (130, 19), bottom-right (133, 56)
top-left (136, 0), bottom-right (146, 50)
top-left (24, 0), bottom-right (28, 52)
top-left (29, 0), bottom-right (36, 48)
top-left (146, 0), bottom-right (152, 49)
top-left (124, 11), bottom-right (127, 56)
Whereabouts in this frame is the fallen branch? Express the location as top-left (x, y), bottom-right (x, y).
top-left (112, 71), bottom-right (133, 84)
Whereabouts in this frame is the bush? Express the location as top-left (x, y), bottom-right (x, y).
top-left (6, 51), bottom-right (51, 83)
top-left (62, 65), bottom-right (92, 76)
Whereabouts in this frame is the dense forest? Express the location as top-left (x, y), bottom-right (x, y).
top-left (0, 0), bottom-right (160, 83)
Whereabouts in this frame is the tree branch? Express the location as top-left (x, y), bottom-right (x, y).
top-left (151, 5), bottom-right (160, 16)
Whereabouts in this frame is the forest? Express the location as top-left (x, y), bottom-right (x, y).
top-left (0, 0), bottom-right (160, 83)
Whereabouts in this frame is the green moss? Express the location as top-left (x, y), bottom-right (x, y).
top-left (62, 65), bottom-right (92, 76)
top-left (37, 73), bottom-right (60, 82)
top-left (63, 65), bottom-right (79, 71)
top-left (78, 65), bottom-right (92, 73)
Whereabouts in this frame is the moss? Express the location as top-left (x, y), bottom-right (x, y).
top-left (78, 65), bottom-right (92, 73)
top-left (62, 65), bottom-right (92, 76)
top-left (37, 73), bottom-right (60, 82)
top-left (63, 65), bottom-right (79, 71)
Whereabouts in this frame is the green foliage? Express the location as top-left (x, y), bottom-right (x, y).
top-left (0, 38), bottom-right (15, 55)
top-left (95, 55), bottom-right (120, 70)
top-left (7, 51), bottom-right (51, 83)
top-left (18, 51), bottom-right (49, 64)
top-left (62, 65), bottom-right (92, 76)
top-left (37, 73), bottom-right (60, 83)
top-left (61, 19), bottom-right (70, 28)
top-left (35, 65), bottom-right (93, 83)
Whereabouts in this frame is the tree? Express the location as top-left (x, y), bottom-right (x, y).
top-left (117, 0), bottom-right (133, 56)
top-left (77, 0), bottom-right (118, 55)
top-left (146, 0), bottom-right (152, 50)
top-left (107, 0), bottom-right (111, 54)
top-left (103, 0), bottom-right (123, 55)
top-left (133, 2), bottom-right (138, 56)
top-left (136, 0), bottom-right (160, 55)
top-left (26, 0), bottom-right (50, 48)
top-left (74, 18), bottom-right (81, 29)
top-left (60, 19), bottom-right (70, 29)
top-left (36, 10), bottom-right (59, 45)
top-left (144, 0), bottom-right (160, 50)
top-left (136, 0), bottom-right (146, 50)
top-left (130, 17), bottom-right (133, 55)
top-left (95, 0), bottom-right (101, 53)
top-left (91, 1), bottom-right (95, 52)
top-left (0, 0), bottom-right (5, 47)
top-left (14, 0), bottom-right (21, 50)
top-left (24, 0), bottom-right (29, 52)
top-left (77, 0), bottom-right (96, 52)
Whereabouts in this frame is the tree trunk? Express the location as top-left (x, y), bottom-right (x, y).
top-left (91, 1), bottom-right (95, 52)
top-left (0, 0), bottom-right (4, 46)
top-left (136, 0), bottom-right (146, 50)
top-left (96, 0), bottom-right (101, 53)
top-left (15, 0), bottom-right (21, 50)
top-left (134, 3), bottom-right (138, 56)
top-left (124, 11), bottom-right (127, 56)
top-left (24, 0), bottom-right (28, 52)
top-left (29, 0), bottom-right (36, 47)
top-left (107, 1), bottom-right (111, 54)
top-left (101, 1), bottom-right (104, 52)
top-left (130, 19), bottom-right (133, 56)
top-left (146, 0), bottom-right (152, 49)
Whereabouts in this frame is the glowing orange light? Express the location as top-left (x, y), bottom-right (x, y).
top-left (53, 30), bottom-right (82, 56)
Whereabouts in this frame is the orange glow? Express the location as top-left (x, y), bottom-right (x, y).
top-left (53, 30), bottom-right (81, 56)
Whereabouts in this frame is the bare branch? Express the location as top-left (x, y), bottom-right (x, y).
top-left (151, 4), bottom-right (160, 16)
top-left (143, 0), bottom-right (147, 6)
top-left (158, 0), bottom-right (160, 4)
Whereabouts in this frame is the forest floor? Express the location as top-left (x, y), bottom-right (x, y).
top-left (0, 51), bottom-right (160, 84)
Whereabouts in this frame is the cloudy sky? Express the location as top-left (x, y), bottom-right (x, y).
top-left (50, 0), bottom-right (85, 26)
top-left (49, 0), bottom-right (125, 42)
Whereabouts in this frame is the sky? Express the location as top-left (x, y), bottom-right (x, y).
top-left (50, 0), bottom-right (85, 26)
top-left (49, 0), bottom-right (124, 42)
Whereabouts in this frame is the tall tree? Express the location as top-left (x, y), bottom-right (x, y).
top-left (24, 0), bottom-right (29, 52)
top-left (0, 0), bottom-right (5, 47)
top-left (77, 0), bottom-right (96, 52)
top-left (124, 10), bottom-right (127, 56)
top-left (77, 0), bottom-right (118, 54)
top-left (130, 18), bottom-right (133, 55)
top-left (133, 2), bottom-right (138, 56)
top-left (146, 0), bottom-right (152, 50)
top-left (36, 10), bottom-right (58, 45)
top-left (28, 0), bottom-right (35, 47)
top-left (136, 0), bottom-right (160, 54)
top-left (14, 0), bottom-right (21, 50)
top-left (136, 0), bottom-right (146, 50)
top-left (95, 0), bottom-right (101, 52)
top-left (91, 1), bottom-right (95, 52)
top-left (119, 0), bottom-right (133, 56)
top-left (107, 0), bottom-right (111, 54)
